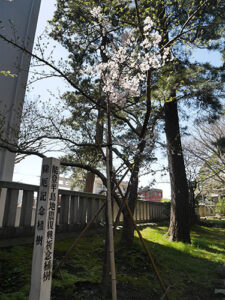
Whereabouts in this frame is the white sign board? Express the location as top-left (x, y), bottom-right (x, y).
top-left (29, 157), bottom-right (60, 300)
top-left (0, 0), bottom-right (41, 180)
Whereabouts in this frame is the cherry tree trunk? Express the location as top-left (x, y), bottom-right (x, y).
top-left (120, 165), bottom-right (139, 245)
top-left (84, 106), bottom-right (104, 193)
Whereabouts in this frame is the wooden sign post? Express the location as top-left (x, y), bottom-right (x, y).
top-left (29, 157), bottom-right (60, 300)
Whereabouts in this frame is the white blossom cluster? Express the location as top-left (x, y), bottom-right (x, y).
top-left (83, 6), bottom-right (171, 105)
top-left (90, 6), bottom-right (103, 21)
top-left (90, 5), bottom-right (108, 36)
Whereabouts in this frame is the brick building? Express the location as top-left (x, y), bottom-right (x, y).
top-left (138, 187), bottom-right (163, 202)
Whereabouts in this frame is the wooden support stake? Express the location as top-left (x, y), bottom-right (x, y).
top-left (111, 175), bottom-right (169, 300)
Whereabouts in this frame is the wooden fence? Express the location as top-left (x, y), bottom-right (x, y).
top-left (0, 181), bottom-right (168, 239)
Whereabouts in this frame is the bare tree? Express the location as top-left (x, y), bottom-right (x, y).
top-left (183, 116), bottom-right (225, 199)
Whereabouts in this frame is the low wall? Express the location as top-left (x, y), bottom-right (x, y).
top-left (0, 181), bottom-right (168, 239)
top-left (197, 204), bottom-right (216, 217)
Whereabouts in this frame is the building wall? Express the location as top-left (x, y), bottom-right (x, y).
top-left (93, 178), bottom-right (128, 195)
top-left (58, 176), bottom-right (74, 190)
top-left (138, 189), bottom-right (163, 202)
top-left (0, 0), bottom-right (41, 180)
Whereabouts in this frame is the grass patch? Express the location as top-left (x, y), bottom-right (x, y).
top-left (0, 223), bottom-right (224, 299)
top-left (134, 225), bottom-right (225, 299)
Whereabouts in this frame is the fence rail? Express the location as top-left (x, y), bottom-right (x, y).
top-left (0, 181), bottom-right (168, 239)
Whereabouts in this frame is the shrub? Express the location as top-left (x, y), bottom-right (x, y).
top-left (161, 198), bottom-right (171, 203)
top-left (163, 202), bottom-right (171, 219)
top-left (215, 198), bottom-right (225, 215)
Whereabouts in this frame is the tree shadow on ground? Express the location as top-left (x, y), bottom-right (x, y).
top-left (115, 225), bottom-right (224, 300)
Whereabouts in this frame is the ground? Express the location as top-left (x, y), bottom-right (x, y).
top-left (0, 220), bottom-right (224, 300)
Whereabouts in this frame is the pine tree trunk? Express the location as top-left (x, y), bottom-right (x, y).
top-left (188, 181), bottom-right (198, 225)
top-left (164, 98), bottom-right (191, 243)
top-left (83, 103), bottom-right (104, 193)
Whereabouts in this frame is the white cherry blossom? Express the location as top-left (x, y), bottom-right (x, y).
top-left (81, 8), bottom-right (170, 106)
top-left (90, 6), bottom-right (103, 20)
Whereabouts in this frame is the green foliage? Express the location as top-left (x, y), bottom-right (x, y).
top-left (215, 198), bottom-right (225, 215)
top-left (213, 137), bottom-right (225, 154)
top-left (162, 201), bottom-right (171, 218)
top-left (0, 70), bottom-right (17, 78)
top-left (161, 198), bottom-right (171, 203)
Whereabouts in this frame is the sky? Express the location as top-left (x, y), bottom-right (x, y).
top-left (13, 0), bottom-right (223, 199)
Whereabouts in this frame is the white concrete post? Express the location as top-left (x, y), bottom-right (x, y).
top-left (29, 157), bottom-right (60, 300)
top-left (0, 0), bottom-right (41, 181)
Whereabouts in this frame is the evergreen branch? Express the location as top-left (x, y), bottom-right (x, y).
top-left (158, 0), bottom-right (209, 53)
